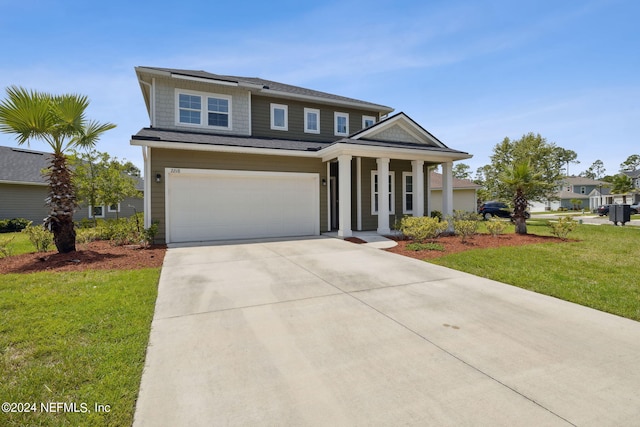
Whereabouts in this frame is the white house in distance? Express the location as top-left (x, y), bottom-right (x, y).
top-left (130, 67), bottom-right (473, 244)
top-left (530, 176), bottom-right (608, 212)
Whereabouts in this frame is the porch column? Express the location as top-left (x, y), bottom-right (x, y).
top-left (412, 160), bottom-right (424, 217)
top-left (377, 157), bottom-right (391, 234)
top-left (442, 161), bottom-right (454, 218)
top-left (338, 155), bottom-right (352, 238)
top-left (426, 167), bottom-right (432, 217)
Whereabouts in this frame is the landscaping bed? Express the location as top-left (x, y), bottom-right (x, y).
top-left (384, 233), bottom-right (569, 260)
top-left (0, 240), bottom-right (166, 274)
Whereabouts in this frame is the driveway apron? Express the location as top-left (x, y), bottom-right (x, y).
top-left (134, 236), bottom-right (640, 426)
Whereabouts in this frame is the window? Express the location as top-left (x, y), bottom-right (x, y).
top-left (335, 112), bottom-right (349, 136)
top-left (362, 115), bottom-right (376, 128)
top-left (403, 172), bottom-right (413, 214)
top-left (108, 203), bottom-right (120, 213)
top-left (304, 108), bottom-right (320, 134)
top-left (89, 205), bottom-right (104, 219)
top-left (371, 171), bottom-right (395, 215)
top-left (176, 90), bottom-right (231, 130)
top-left (271, 103), bottom-right (288, 130)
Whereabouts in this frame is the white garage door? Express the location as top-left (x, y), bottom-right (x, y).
top-left (166, 168), bottom-right (319, 243)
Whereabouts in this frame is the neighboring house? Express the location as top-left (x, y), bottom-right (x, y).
top-left (428, 172), bottom-right (480, 214)
top-left (530, 176), bottom-right (608, 212)
top-left (0, 145), bottom-right (144, 223)
top-left (130, 67), bottom-right (473, 244)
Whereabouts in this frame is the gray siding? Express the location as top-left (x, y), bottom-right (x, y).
top-left (150, 148), bottom-right (327, 243)
top-left (76, 196), bottom-right (144, 221)
top-left (153, 76), bottom-right (251, 136)
top-left (251, 96), bottom-right (380, 142)
top-left (0, 183), bottom-right (49, 223)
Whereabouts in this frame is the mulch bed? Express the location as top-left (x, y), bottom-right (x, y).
top-left (0, 240), bottom-right (166, 274)
top-left (383, 233), bottom-right (570, 260)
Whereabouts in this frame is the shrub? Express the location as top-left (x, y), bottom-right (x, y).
top-left (22, 223), bottom-right (54, 252)
top-left (400, 216), bottom-right (448, 242)
top-left (142, 221), bottom-right (159, 247)
top-left (0, 235), bottom-right (14, 258)
top-left (0, 218), bottom-right (31, 233)
top-left (453, 219), bottom-right (479, 242)
top-left (430, 210), bottom-right (443, 221)
top-left (76, 227), bottom-right (101, 244)
top-left (486, 218), bottom-right (507, 237)
top-left (549, 216), bottom-right (578, 241)
top-left (406, 242), bottom-right (445, 252)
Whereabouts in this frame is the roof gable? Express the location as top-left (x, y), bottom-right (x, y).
top-left (350, 113), bottom-right (447, 149)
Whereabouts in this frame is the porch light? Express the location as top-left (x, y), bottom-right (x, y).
top-left (155, 173), bottom-right (162, 183)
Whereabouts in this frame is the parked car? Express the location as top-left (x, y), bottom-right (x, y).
top-left (598, 204), bottom-right (639, 216)
top-left (478, 201), bottom-right (530, 220)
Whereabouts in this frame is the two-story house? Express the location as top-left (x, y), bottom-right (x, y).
top-left (529, 176), bottom-right (608, 212)
top-left (130, 67), bottom-right (472, 244)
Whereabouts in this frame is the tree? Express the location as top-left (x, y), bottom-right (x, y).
top-left (499, 161), bottom-right (544, 234)
top-left (620, 154), bottom-right (640, 172)
top-left (70, 150), bottom-right (140, 221)
top-left (0, 86), bottom-right (115, 253)
top-left (482, 133), bottom-right (566, 204)
top-left (581, 160), bottom-right (606, 180)
top-left (611, 174), bottom-right (634, 203)
top-left (452, 163), bottom-right (472, 180)
top-left (555, 148), bottom-right (579, 176)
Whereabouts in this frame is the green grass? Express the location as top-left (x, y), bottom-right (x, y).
top-left (430, 222), bottom-right (640, 321)
top-left (0, 268), bottom-right (160, 426)
top-left (0, 232), bottom-right (36, 257)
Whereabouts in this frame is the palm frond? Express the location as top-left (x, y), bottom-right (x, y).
top-left (68, 120), bottom-right (117, 151)
top-left (0, 85), bottom-right (55, 145)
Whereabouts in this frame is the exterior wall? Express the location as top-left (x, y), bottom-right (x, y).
top-left (0, 183), bottom-right (49, 223)
top-left (150, 148), bottom-right (327, 243)
top-left (251, 95), bottom-right (379, 142)
top-left (76, 196), bottom-right (144, 221)
top-left (429, 190), bottom-right (478, 214)
top-left (153, 76), bottom-right (251, 136)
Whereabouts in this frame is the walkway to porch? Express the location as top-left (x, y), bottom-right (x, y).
top-left (323, 230), bottom-right (399, 249)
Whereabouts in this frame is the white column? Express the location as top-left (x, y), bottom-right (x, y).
top-left (412, 160), bottom-right (424, 217)
top-left (356, 157), bottom-right (362, 231)
top-left (377, 158), bottom-right (390, 234)
top-left (426, 166), bottom-right (432, 217)
top-left (442, 162), bottom-right (454, 218)
top-left (338, 155), bottom-right (352, 238)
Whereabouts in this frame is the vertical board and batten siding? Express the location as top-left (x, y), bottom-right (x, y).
top-left (150, 148), bottom-right (327, 243)
top-left (251, 95), bottom-right (380, 142)
top-left (152, 77), bottom-right (252, 136)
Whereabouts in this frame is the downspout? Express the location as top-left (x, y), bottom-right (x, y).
top-left (138, 78), bottom-right (156, 127)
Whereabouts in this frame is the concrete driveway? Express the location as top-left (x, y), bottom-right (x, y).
top-left (134, 236), bottom-right (640, 426)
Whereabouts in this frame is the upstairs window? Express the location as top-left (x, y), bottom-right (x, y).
top-left (362, 115), bottom-right (376, 128)
top-left (335, 112), bottom-right (349, 136)
top-left (304, 108), bottom-right (320, 134)
top-left (176, 90), bottom-right (231, 130)
top-left (271, 103), bottom-right (288, 130)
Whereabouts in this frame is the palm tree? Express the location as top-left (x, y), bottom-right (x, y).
top-left (611, 173), bottom-right (634, 204)
top-left (0, 86), bottom-right (115, 253)
top-left (499, 161), bottom-right (543, 235)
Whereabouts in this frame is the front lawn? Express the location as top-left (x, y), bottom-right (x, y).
top-left (430, 222), bottom-right (640, 321)
top-left (0, 232), bottom-right (34, 257)
top-left (0, 268), bottom-right (160, 426)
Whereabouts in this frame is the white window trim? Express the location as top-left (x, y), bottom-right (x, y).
top-left (270, 103), bottom-right (289, 131)
top-left (108, 203), bottom-right (121, 213)
top-left (335, 112), bottom-right (349, 136)
top-left (175, 89), bottom-right (232, 131)
top-left (304, 108), bottom-right (320, 134)
top-left (89, 205), bottom-right (105, 219)
top-left (371, 170), bottom-right (395, 215)
top-left (362, 115), bottom-right (376, 128)
top-left (402, 172), bottom-right (413, 214)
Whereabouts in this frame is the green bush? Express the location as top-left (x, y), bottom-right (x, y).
top-left (430, 210), bottom-right (443, 221)
top-left (0, 218), bottom-right (31, 233)
top-left (548, 216), bottom-right (578, 241)
top-left (400, 216), bottom-right (448, 242)
top-left (76, 227), bottom-right (101, 244)
top-left (0, 235), bottom-right (14, 258)
top-left (22, 223), bottom-right (54, 252)
top-left (453, 219), bottom-right (479, 242)
top-left (406, 242), bottom-right (445, 252)
top-left (486, 218), bottom-right (507, 237)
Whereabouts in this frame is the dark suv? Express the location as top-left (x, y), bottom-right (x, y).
top-left (479, 201), bottom-right (530, 220)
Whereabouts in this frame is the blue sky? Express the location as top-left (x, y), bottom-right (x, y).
top-left (1, 0), bottom-right (638, 177)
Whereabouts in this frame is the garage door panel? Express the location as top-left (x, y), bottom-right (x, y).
top-left (167, 169), bottom-right (319, 243)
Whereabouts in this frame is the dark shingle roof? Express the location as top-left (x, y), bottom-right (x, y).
top-left (0, 146), bottom-right (51, 184)
top-left (132, 128), bottom-right (470, 157)
top-left (133, 128), bottom-right (332, 152)
top-left (137, 67), bottom-right (394, 113)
